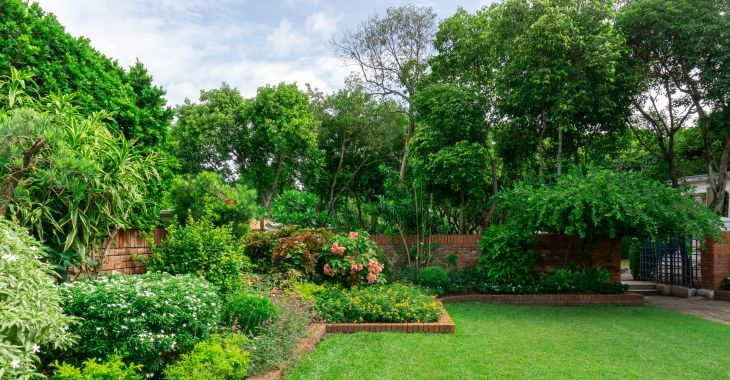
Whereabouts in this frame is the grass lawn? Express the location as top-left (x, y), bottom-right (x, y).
top-left (287, 303), bottom-right (730, 379)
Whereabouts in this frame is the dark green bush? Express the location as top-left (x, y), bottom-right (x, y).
top-left (147, 218), bottom-right (250, 293)
top-left (315, 283), bottom-right (441, 323)
top-left (477, 224), bottom-right (536, 285)
top-left (51, 356), bottom-right (142, 380)
top-left (163, 334), bottom-right (250, 380)
top-left (445, 268), bottom-right (486, 294)
top-left (223, 293), bottom-right (280, 334)
top-left (55, 273), bottom-right (221, 376)
top-left (541, 268), bottom-right (627, 294)
top-left (417, 266), bottom-right (449, 295)
top-left (722, 276), bottom-right (730, 290)
top-left (623, 237), bottom-right (641, 280)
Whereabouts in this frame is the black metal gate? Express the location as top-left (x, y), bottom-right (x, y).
top-left (638, 237), bottom-right (702, 287)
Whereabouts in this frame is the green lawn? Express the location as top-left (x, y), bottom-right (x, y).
top-left (287, 303), bottom-right (730, 380)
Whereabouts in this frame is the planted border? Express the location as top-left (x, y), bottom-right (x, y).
top-left (325, 303), bottom-right (454, 334)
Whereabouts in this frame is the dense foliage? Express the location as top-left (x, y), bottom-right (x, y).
top-left (51, 356), bottom-right (142, 380)
top-left (222, 293), bottom-right (280, 334)
top-left (315, 283), bottom-right (441, 323)
top-left (320, 231), bottom-right (388, 286)
top-left (146, 218), bottom-right (250, 293)
top-left (0, 218), bottom-right (76, 379)
top-left (54, 273), bottom-right (221, 375)
top-left (478, 224), bottom-right (536, 285)
top-left (416, 266), bottom-right (449, 295)
top-left (163, 334), bottom-right (250, 380)
top-left (169, 171), bottom-right (257, 237)
top-left (272, 228), bottom-right (333, 277)
top-left (270, 190), bottom-right (326, 228)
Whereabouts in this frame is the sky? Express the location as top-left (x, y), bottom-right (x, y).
top-left (36, 0), bottom-right (495, 107)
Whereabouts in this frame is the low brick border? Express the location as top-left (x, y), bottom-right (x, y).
top-left (325, 302), bottom-right (455, 334)
top-left (439, 293), bottom-right (644, 306)
top-left (716, 290), bottom-right (730, 302)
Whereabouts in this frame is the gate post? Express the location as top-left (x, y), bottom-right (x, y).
top-left (701, 232), bottom-right (730, 290)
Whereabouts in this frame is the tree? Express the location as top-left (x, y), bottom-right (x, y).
top-left (171, 84), bottom-right (247, 177)
top-left (411, 83), bottom-right (492, 233)
top-left (310, 82), bottom-right (406, 225)
top-left (0, 72), bottom-right (160, 278)
top-left (333, 5), bottom-right (437, 180)
top-left (244, 83), bottom-right (320, 228)
top-left (619, 0), bottom-right (730, 213)
top-left (491, 0), bottom-right (632, 178)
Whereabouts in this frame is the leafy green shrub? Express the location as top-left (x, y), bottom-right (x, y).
top-left (320, 231), bottom-right (388, 286)
top-left (169, 171), bottom-right (257, 237)
top-left (315, 283), bottom-right (441, 323)
top-left (223, 293), bottom-right (279, 334)
top-left (0, 218), bottom-right (77, 379)
top-left (288, 281), bottom-right (327, 302)
top-left (390, 267), bottom-right (419, 284)
top-left (541, 268), bottom-right (627, 294)
top-left (417, 266), bottom-right (449, 295)
top-left (55, 273), bottom-right (221, 376)
top-left (242, 226), bottom-right (300, 272)
top-left (722, 276), bottom-right (730, 291)
top-left (147, 218), bottom-right (250, 293)
top-left (477, 224), bottom-right (536, 285)
top-left (163, 334), bottom-right (250, 380)
top-left (51, 356), bottom-right (142, 380)
top-left (272, 228), bottom-right (333, 276)
top-left (445, 268), bottom-right (485, 294)
top-left (271, 190), bottom-right (326, 227)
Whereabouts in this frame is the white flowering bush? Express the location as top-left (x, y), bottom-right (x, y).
top-left (0, 218), bottom-right (77, 379)
top-left (54, 273), bottom-right (222, 375)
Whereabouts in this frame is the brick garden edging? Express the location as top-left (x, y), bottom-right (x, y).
top-left (439, 293), bottom-right (644, 306)
top-left (325, 303), bottom-right (455, 334)
top-left (715, 290), bottom-right (730, 302)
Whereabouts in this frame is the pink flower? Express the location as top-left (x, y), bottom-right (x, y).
top-left (368, 260), bottom-right (384, 275)
top-left (349, 231), bottom-right (359, 239)
top-left (330, 242), bottom-right (346, 255)
top-left (350, 261), bottom-right (364, 272)
top-left (367, 273), bottom-right (378, 283)
top-left (323, 264), bottom-right (335, 277)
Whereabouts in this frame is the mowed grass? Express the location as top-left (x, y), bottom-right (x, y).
top-left (287, 303), bottom-right (730, 380)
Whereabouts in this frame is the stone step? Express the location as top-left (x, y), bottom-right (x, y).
top-left (628, 289), bottom-right (660, 296)
top-left (627, 284), bottom-right (658, 290)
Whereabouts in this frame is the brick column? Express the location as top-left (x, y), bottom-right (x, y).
top-left (701, 232), bottom-right (730, 290)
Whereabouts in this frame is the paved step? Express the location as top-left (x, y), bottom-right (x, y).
top-left (627, 284), bottom-right (658, 290)
top-left (628, 288), bottom-right (660, 296)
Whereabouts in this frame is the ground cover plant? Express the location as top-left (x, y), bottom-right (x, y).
top-left (289, 303), bottom-right (730, 379)
top-left (314, 283), bottom-right (441, 323)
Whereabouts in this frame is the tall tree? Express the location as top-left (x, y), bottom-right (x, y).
top-left (333, 5), bottom-right (437, 180)
top-left (491, 0), bottom-right (633, 178)
top-left (619, 0), bottom-right (730, 213)
top-left (244, 83), bottom-right (320, 228)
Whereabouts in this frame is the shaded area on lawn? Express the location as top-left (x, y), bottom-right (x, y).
top-left (288, 303), bottom-right (730, 380)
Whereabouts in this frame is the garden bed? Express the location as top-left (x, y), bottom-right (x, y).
top-left (439, 293), bottom-right (644, 306)
top-left (325, 303), bottom-right (455, 334)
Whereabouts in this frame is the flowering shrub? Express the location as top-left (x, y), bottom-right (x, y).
top-left (163, 334), bottom-right (250, 380)
top-left (54, 273), bottom-right (221, 375)
top-left (51, 355), bottom-right (142, 380)
top-left (146, 218), bottom-right (250, 294)
top-left (223, 293), bottom-right (280, 334)
top-left (272, 228), bottom-right (332, 276)
top-left (0, 218), bottom-right (77, 379)
top-left (244, 287), bottom-right (320, 376)
top-left (320, 231), bottom-right (388, 286)
top-left (315, 283), bottom-right (441, 323)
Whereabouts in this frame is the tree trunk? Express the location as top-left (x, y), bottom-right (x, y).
top-left (556, 125), bottom-right (563, 176)
top-left (261, 153), bottom-right (286, 229)
top-left (459, 189), bottom-right (465, 234)
top-left (399, 117), bottom-right (415, 181)
top-left (326, 136), bottom-right (347, 219)
top-left (0, 138), bottom-right (46, 216)
top-left (538, 122), bottom-right (547, 180)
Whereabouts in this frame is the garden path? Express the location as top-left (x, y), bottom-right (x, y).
top-left (645, 295), bottom-right (730, 326)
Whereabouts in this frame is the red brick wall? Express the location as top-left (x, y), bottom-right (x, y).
top-left (99, 229), bottom-right (165, 274)
top-left (371, 234), bottom-right (622, 281)
top-left (701, 232), bottom-right (730, 291)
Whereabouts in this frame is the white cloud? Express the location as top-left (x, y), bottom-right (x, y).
top-left (305, 11), bottom-right (337, 36)
top-left (265, 19), bottom-right (310, 57)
